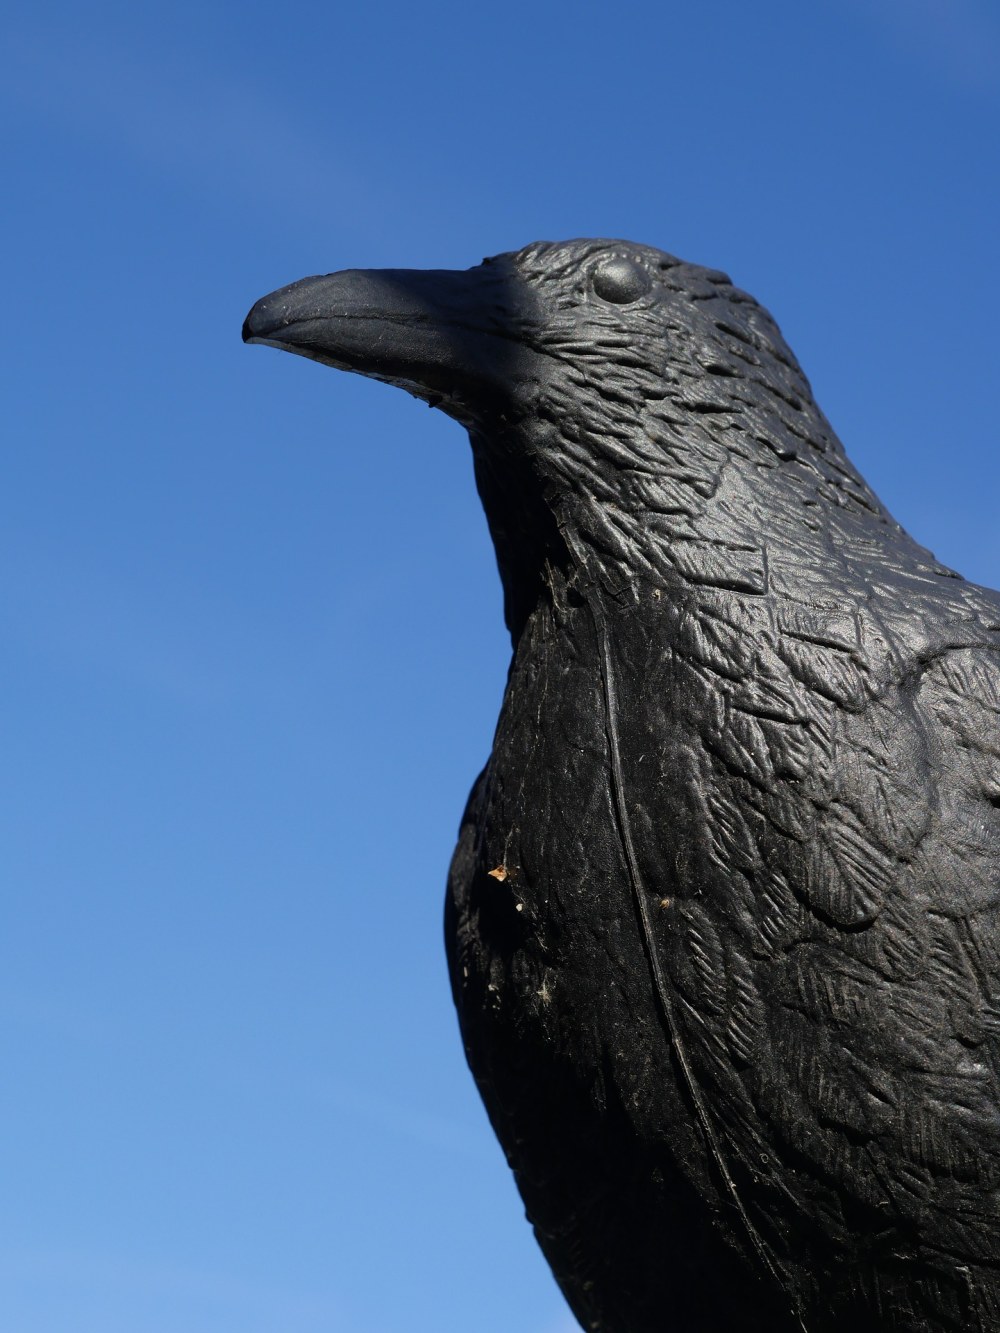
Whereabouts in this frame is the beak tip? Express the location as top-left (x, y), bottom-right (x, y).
top-left (242, 303), bottom-right (268, 345)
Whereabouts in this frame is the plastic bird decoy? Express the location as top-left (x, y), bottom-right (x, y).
top-left (245, 241), bottom-right (1000, 1333)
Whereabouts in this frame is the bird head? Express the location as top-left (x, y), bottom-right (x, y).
top-left (244, 239), bottom-right (877, 637)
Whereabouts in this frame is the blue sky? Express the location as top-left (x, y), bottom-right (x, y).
top-left (2, 3), bottom-right (998, 1331)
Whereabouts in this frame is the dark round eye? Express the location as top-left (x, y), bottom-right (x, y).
top-left (592, 257), bottom-right (651, 304)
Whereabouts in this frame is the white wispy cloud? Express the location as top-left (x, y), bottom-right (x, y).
top-left (3, 25), bottom-right (397, 237)
top-left (844, 0), bottom-right (1000, 93)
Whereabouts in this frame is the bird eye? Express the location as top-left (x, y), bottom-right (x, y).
top-left (592, 257), bottom-right (651, 304)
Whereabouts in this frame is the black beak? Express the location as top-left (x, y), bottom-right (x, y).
top-left (243, 263), bottom-right (533, 420)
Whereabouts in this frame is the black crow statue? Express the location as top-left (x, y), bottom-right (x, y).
top-left (244, 241), bottom-right (1000, 1333)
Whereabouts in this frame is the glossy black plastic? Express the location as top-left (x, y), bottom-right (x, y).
top-left (247, 240), bottom-right (1000, 1332)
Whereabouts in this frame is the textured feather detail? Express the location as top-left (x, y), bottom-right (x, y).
top-left (806, 804), bottom-right (896, 927)
top-left (258, 238), bottom-right (1000, 1332)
